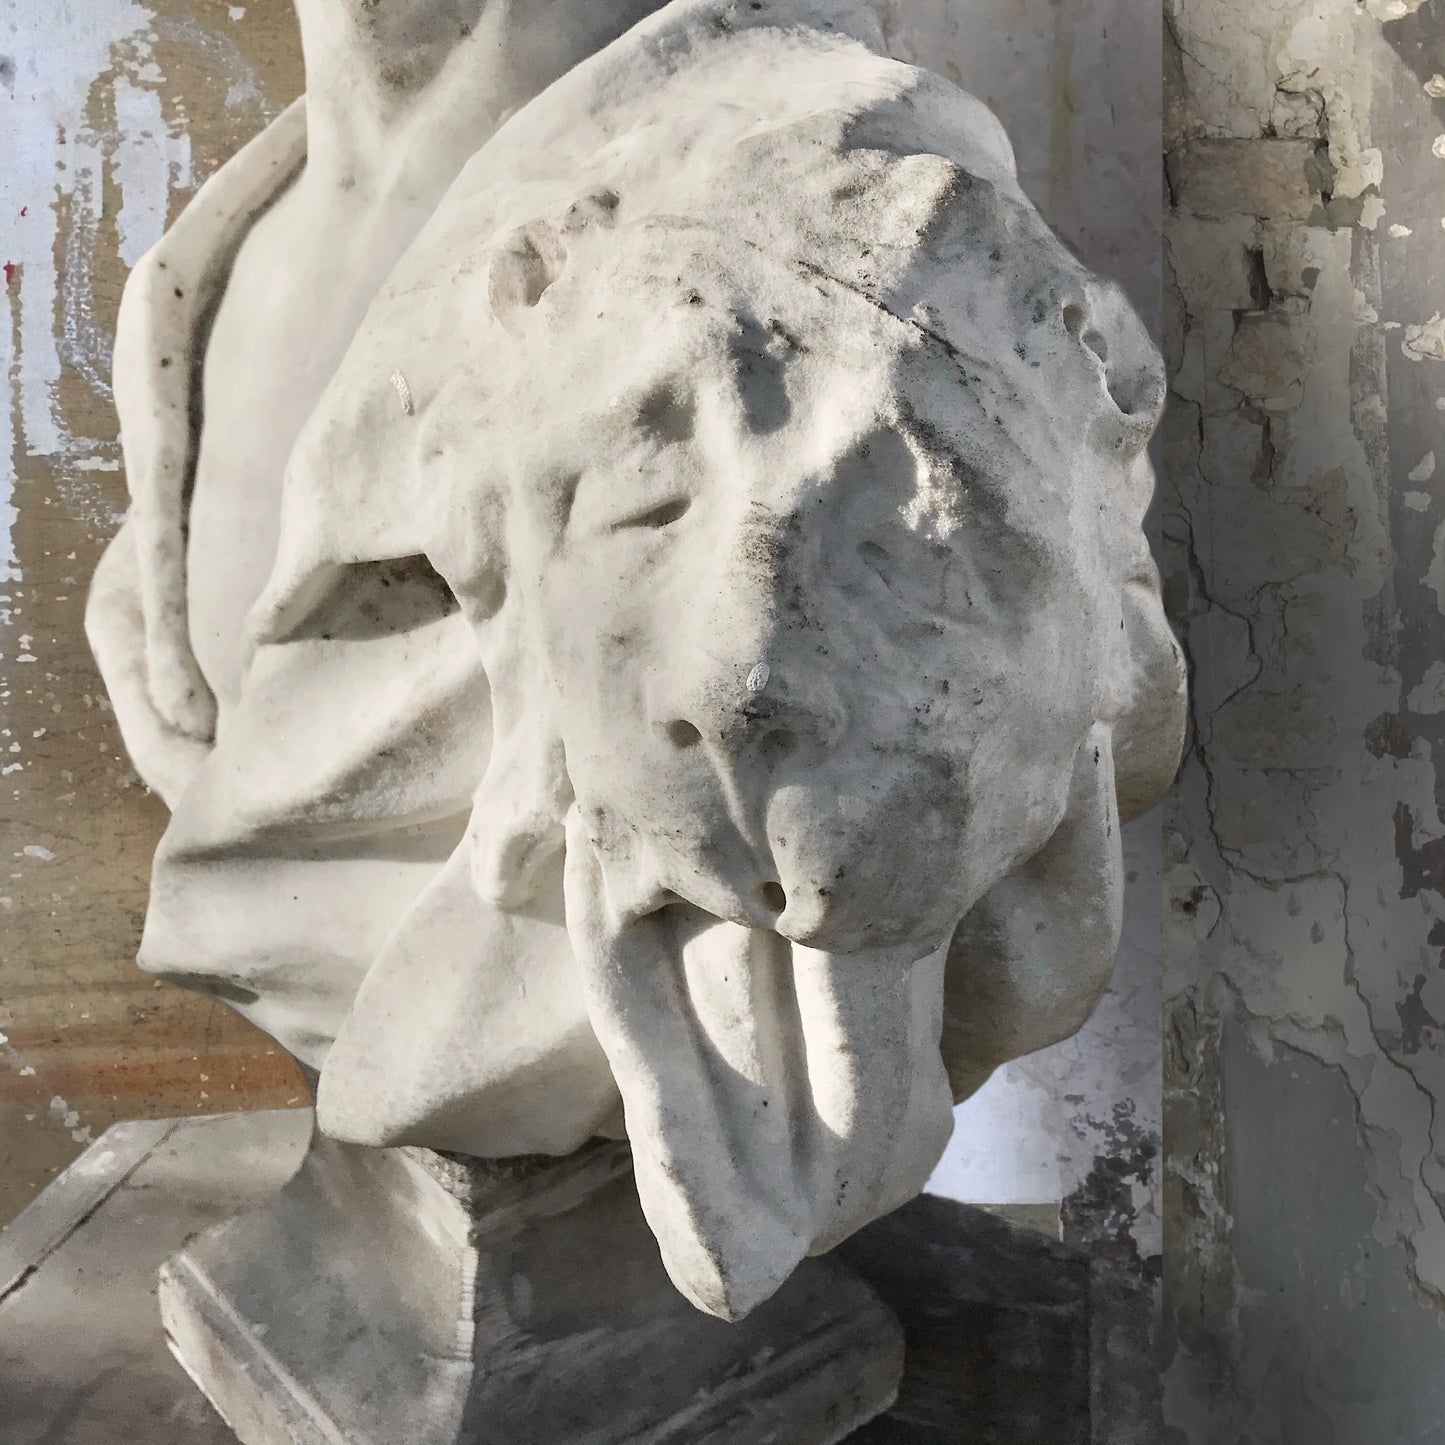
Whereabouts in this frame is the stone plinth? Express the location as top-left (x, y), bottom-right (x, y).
top-left (158, 1130), bottom-right (902, 1444)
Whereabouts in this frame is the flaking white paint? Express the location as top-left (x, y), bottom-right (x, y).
top-left (0, 0), bottom-right (269, 581)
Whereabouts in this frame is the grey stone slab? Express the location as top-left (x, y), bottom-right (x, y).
top-left (0, 1110), bottom-right (313, 1445)
top-left (1087, 1253), bottom-right (1159, 1445)
top-left (837, 1192), bottom-right (1160, 1444)
top-left (0, 1118), bottom-right (177, 1300)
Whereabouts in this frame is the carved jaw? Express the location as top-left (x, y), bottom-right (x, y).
top-left (561, 808), bottom-right (956, 1320)
top-left (544, 719), bottom-right (1129, 1320)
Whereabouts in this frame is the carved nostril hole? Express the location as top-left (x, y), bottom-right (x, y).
top-left (615, 496), bottom-right (691, 531)
top-left (858, 539), bottom-right (893, 587)
top-left (758, 881), bottom-right (787, 914)
top-left (665, 720), bottom-right (703, 749)
top-left (1062, 302), bottom-right (1087, 335)
top-left (759, 728), bottom-right (797, 766)
top-left (1081, 327), bottom-right (1110, 365)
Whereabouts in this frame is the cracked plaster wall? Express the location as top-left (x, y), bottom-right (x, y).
top-left (1163, 0), bottom-right (1445, 1437)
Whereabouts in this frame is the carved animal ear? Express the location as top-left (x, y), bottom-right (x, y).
top-left (248, 325), bottom-right (470, 646)
top-left (1112, 542), bottom-right (1188, 821)
top-left (467, 699), bottom-right (572, 909)
top-left (404, 370), bottom-right (597, 910)
top-left (452, 503), bottom-right (570, 908)
top-left (423, 448), bottom-right (510, 625)
top-left (940, 722), bottom-right (1124, 1103)
top-left (1065, 279), bottom-right (1167, 460)
top-left (1065, 283), bottom-right (1184, 823)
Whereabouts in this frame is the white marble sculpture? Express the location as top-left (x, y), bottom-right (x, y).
top-left (88, 0), bottom-right (1185, 1322)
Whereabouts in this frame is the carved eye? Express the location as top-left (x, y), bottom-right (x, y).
top-left (611, 496), bottom-right (692, 532)
top-left (566, 470), bottom-right (697, 540)
top-left (857, 539), bottom-right (894, 587)
top-left (857, 533), bottom-right (992, 624)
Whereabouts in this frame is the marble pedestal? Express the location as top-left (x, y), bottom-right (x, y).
top-left (158, 1131), bottom-right (902, 1444)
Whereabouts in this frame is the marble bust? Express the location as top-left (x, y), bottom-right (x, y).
top-left (87, 0), bottom-right (1185, 1323)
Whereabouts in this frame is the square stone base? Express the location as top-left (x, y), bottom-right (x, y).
top-left (159, 1131), bottom-right (902, 1444)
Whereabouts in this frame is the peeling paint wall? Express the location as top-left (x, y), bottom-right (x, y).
top-left (1162, 0), bottom-right (1445, 1436)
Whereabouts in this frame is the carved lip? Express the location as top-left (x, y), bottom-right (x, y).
top-left (588, 812), bottom-right (953, 953)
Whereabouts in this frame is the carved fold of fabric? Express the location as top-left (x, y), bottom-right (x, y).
top-left (941, 723), bottom-right (1127, 1104)
top-left (138, 576), bottom-right (491, 1067)
top-left (316, 842), bottom-right (623, 1159)
top-left (86, 522), bottom-right (210, 809)
top-left (107, 99), bottom-right (306, 749)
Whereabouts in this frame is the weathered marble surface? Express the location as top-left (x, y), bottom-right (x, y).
top-left (87, 0), bottom-right (1184, 1321)
top-left (1, 0), bottom-right (1171, 1289)
top-left (0, 1112), bottom-right (316, 1445)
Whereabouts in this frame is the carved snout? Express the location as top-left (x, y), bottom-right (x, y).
top-left (653, 667), bottom-right (853, 940)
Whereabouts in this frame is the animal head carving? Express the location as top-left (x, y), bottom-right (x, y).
top-left (127, 25), bottom-right (1185, 1320)
top-left (253, 185), bottom-right (1183, 1314)
top-left (425, 222), bottom-right (1149, 940)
